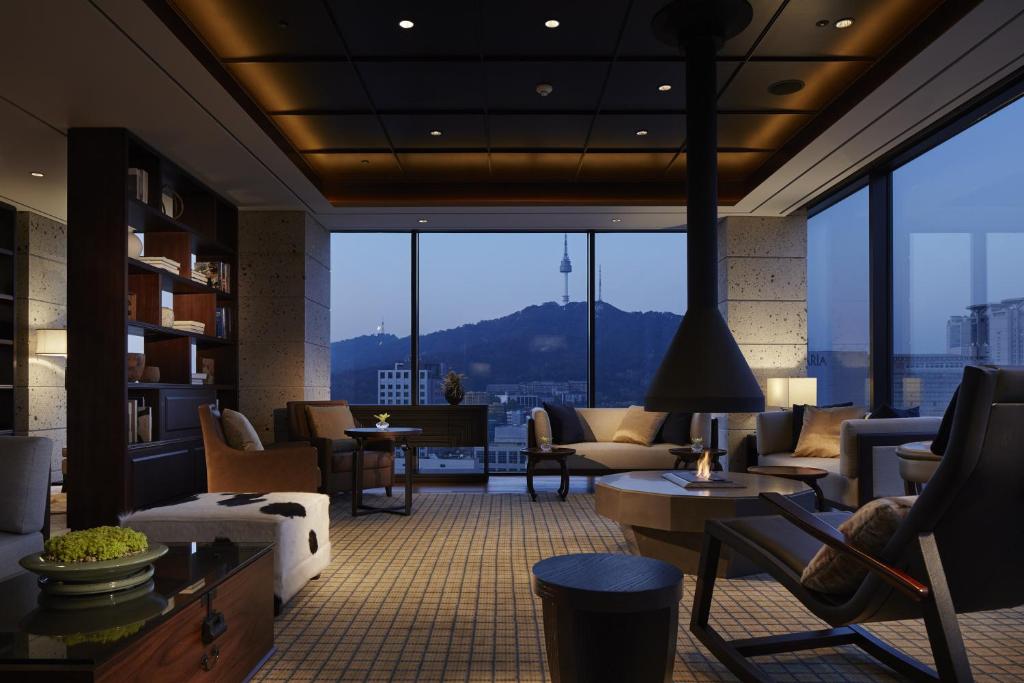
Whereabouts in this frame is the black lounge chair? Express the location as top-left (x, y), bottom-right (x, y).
top-left (691, 364), bottom-right (1024, 682)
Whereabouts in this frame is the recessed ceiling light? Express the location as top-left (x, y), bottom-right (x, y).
top-left (544, 19), bottom-right (560, 29)
top-left (30, 171), bottom-right (44, 178)
top-left (398, 19), bottom-right (414, 29)
top-left (360, 159), bottom-right (370, 164)
top-left (635, 129), bottom-right (649, 136)
top-left (658, 84), bottom-right (672, 92)
top-left (835, 17), bottom-right (854, 29)
top-left (612, 218), bottom-right (622, 223)
top-left (429, 129), bottom-right (443, 137)
top-left (815, 19), bottom-right (829, 28)
top-left (418, 218), bottom-right (429, 224)
top-left (278, 19), bottom-right (289, 29)
top-left (767, 79), bottom-right (805, 96)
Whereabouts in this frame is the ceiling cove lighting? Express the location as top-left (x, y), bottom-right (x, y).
top-left (658, 84), bottom-right (673, 92)
top-left (544, 19), bottom-right (560, 29)
top-left (429, 130), bottom-right (443, 137)
top-left (398, 19), bottom-right (415, 29)
top-left (635, 129), bottom-right (649, 136)
top-left (30, 171), bottom-right (44, 177)
top-left (835, 17), bottom-right (854, 29)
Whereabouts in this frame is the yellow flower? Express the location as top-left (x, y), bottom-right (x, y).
top-left (374, 413), bottom-right (390, 422)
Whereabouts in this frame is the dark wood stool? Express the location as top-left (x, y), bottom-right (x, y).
top-left (521, 447), bottom-right (575, 501)
top-left (531, 553), bottom-right (683, 683)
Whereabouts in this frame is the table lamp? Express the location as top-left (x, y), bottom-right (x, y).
top-left (766, 377), bottom-right (817, 409)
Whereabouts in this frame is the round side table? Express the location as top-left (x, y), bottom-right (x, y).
top-left (521, 447), bottom-right (575, 501)
top-left (747, 465), bottom-right (829, 511)
top-left (896, 441), bottom-right (940, 495)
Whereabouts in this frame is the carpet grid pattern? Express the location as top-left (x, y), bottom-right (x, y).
top-left (253, 492), bottom-right (1024, 682)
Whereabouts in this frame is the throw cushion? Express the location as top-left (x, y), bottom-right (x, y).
top-left (655, 412), bottom-right (693, 445)
top-left (794, 404), bottom-right (867, 458)
top-left (791, 402), bottom-right (853, 451)
top-left (869, 404), bottom-right (921, 419)
top-left (305, 404), bottom-right (356, 441)
top-left (931, 386), bottom-right (960, 456)
top-left (612, 406), bottom-right (668, 446)
top-left (221, 409), bottom-right (264, 451)
top-left (543, 402), bottom-right (585, 444)
top-left (801, 496), bottom-right (917, 594)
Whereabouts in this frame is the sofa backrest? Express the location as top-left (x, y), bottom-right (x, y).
top-left (0, 436), bottom-right (51, 535)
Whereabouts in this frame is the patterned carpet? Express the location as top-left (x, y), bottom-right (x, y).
top-left (254, 491), bottom-right (1024, 682)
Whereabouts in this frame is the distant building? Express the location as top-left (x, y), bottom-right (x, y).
top-left (377, 362), bottom-right (444, 405)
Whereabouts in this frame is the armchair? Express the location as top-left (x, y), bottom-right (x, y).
top-left (198, 405), bottom-right (320, 493)
top-left (752, 409), bottom-right (940, 508)
top-left (691, 365), bottom-right (1024, 682)
top-left (285, 400), bottom-right (395, 496)
top-left (0, 436), bottom-right (51, 580)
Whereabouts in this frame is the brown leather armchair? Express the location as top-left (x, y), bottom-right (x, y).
top-left (285, 400), bottom-right (395, 496)
top-left (199, 405), bottom-right (320, 493)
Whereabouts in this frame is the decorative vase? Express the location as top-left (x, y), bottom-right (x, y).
top-left (141, 366), bottom-right (160, 383)
top-left (375, 421), bottom-right (389, 430)
top-left (127, 228), bottom-right (143, 259)
top-left (127, 353), bottom-right (146, 382)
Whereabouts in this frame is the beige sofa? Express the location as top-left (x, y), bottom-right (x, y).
top-left (754, 410), bottom-right (940, 508)
top-left (528, 407), bottom-right (714, 472)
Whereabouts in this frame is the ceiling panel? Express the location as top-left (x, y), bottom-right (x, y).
top-left (717, 112), bottom-right (813, 149)
top-left (228, 62), bottom-right (372, 112)
top-left (171, 0), bottom-right (341, 58)
top-left (382, 114), bottom-right (487, 149)
top-left (327, 0), bottom-right (480, 57)
top-left (484, 61), bottom-right (608, 110)
top-left (481, 0), bottom-right (631, 56)
top-left (589, 114), bottom-right (684, 149)
top-left (667, 151), bottom-right (773, 180)
top-left (397, 152), bottom-right (490, 180)
top-left (274, 114), bottom-right (388, 150)
top-left (490, 152), bottom-right (581, 181)
top-left (756, 0), bottom-right (943, 58)
top-left (601, 62), bottom-right (739, 110)
top-left (489, 114), bottom-right (592, 149)
top-left (578, 152), bottom-right (675, 181)
top-left (304, 152), bottom-right (402, 180)
top-left (717, 60), bottom-right (872, 111)
top-left (357, 62), bottom-right (485, 110)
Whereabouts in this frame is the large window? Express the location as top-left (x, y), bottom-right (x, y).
top-left (594, 233), bottom-right (686, 406)
top-left (807, 187), bottom-right (870, 406)
top-left (893, 96), bottom-right (1024, 414)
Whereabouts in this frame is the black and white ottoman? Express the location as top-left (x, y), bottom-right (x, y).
top-left (121, 492), bottom-right (331, 610)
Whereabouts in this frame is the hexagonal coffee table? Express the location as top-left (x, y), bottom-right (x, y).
top-left (595, 471), bottom-right (815, 577)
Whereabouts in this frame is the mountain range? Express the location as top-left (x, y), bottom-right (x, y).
top-left (330, 301), bottom-right (682, 406)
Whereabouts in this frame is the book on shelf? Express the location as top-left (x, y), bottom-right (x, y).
top-left (662, 471), bottom-right (744, 490)
top-left (194, 261), bottom-right (231, 293)
top-left (214, 307), bottom-right (231, 339)
top-left (172, 320), bottom-right (206, 334)
top-left (190, 271), bottom-right (208, 285)
top-left (191, 372), bottom-right (208, 385)
top-left (137, 255), bottom-right (181, 275)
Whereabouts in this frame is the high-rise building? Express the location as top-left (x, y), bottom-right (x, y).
top-left (377, 362), bottom-right (444, 404)
top-left (559, 233), bottom-right (572, 305)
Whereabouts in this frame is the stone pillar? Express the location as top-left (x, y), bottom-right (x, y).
top-left (718, 212), bottom-right (808, 455)
top-left (14, 212), bottom-right (68, 480)
top-left (238, 211), bottom-right (330, 443)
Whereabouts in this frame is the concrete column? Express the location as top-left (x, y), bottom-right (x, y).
top-left (238, 211), bottom-right (330, 442)
top-left (718, 212), bottom-right (808, 453)
top-left (14, 212), bottom-right (68, 480)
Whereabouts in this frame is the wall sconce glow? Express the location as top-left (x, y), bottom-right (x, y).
top-left (35, 329), bottom-right (67, 357)
top-left (398, 19), bottom-right (415, 29)
top-left (635, 129), bottom-right (649, 136)
top-left (834, 17), bottom-right (854, 29)
top-left (429, 130), bottom-right (443, 137)
top-left (544, 19), bottom-right (560, 29)
top-left (657, 84), bottom-right (672, 92)
top-left (30, 171), bottom-right (44, 178)
top-left (766, 377), bottom-right (817, 409)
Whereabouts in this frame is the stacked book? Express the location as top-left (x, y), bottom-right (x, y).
top-left (194, 261), bottom-right (231, 293)
top-left (191, 372), bottom-right (208, 386)
top-left (172, 320), bottom-right (206, 335)
top-left (190, 270), bottom-right (209, 285)
top-left (137, 255), bottom-right (181, 275)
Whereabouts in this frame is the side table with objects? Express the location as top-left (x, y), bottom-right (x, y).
top-left (746, 465), bottom-right (829, 511)
top-left (521, 447), bottom-right (575, 501)
top-left (346, 427), bottom-right (423, 517)
top-left (895, 440), bottom-right (941, 494)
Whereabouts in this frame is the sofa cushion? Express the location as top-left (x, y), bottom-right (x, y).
top-left (800, 496), bottom-right (917, 594)
top-left (791, 402), bottom-right (853, 451)
top-left (221, 409), bottom-right (264, 452)
top-left (869, 404), bottom-right (920, 419)
top-left (655, 412), bottom-right (693, 445)
top-left (795, 405), bottom-right (866, 458)
top-left (612, 406), bottom-right (667, 446)
top-left (305, 404), bottom-right (356, 441)
top-left (544, 402), bottom-right (585, 444)
top-left (0, 531), bottom-right (43, 581)
top-left (575, 408), bottom-right (627, 442)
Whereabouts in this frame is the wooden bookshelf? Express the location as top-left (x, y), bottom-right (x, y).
top-left (0, 202), bottom-right (14, 437)
top-left (68, 129), bottom-right (239, 528)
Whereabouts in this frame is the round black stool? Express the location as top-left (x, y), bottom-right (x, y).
top-left (531, 553), bottom-right (683, 683)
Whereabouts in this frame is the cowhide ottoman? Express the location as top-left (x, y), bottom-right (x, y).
top-left (121, 492), bottom-right (330, 611)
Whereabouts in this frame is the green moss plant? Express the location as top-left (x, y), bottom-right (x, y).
top-left (43, 526), bottom-right (149, 564)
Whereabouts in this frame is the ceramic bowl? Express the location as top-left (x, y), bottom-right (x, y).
top-left (20, 543), bottom-right (168, 584)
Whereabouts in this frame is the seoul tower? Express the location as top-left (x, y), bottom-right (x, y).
top-left (559, 234), bottom-right (572, 305)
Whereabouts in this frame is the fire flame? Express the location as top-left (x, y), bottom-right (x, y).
top-left (696, 452), bottom-right (712, 480)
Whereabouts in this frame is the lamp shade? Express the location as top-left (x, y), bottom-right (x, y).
top-left (766, 377), bottom-right (817, 408)
top-left (35, 329), bottom-right (67, 356)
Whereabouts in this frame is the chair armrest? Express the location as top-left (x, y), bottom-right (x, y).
top-left (530, 407), bottom-right (553, 445)
top-left (760, 492), bottom-right (930, 601)
top-left (207, 445), bottom-right (320, 493)
top-left (266, 441), bottom-right (314, 451)
top-left (840, 423), bottom-right (941, 505)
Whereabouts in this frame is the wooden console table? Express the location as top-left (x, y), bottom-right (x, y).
top-left (349, 405), bottom-right (489, 474)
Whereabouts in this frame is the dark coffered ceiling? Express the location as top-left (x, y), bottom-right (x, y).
top-left (150, 0), bottom-right (974, 206)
